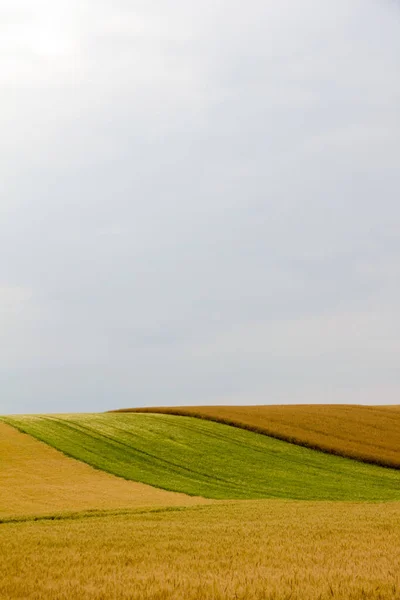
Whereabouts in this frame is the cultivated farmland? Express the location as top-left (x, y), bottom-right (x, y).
top-left (2, 413), bottom-right (400, 501)
top-left (1, 501), bottom-right (399, 600)
top-left (0, 422), bottom-right (208, 519)
top-left (116, 404), bottom-right (400, 468)
top-left (1, 408), bottom-right (400, 600)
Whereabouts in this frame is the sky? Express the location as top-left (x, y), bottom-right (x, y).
top-left (1, 0), bottom-right (400, 414)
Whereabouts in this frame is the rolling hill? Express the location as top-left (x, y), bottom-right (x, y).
top-left (2, 412), bottom-right (400, 501)
top-left (0, 421), bottom-right (208, 520)
top-left (115, 404), bottom-right (400, 468)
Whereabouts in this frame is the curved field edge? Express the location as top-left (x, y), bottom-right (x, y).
top-left (112, 405), bottom-right (400, 469)
top-left (2, 413), bottom-right (400, 501)
top-left (0, 421), bottom-right (209, 519)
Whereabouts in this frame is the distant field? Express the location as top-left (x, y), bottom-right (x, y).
top-left (116, 405), bottom-right (400, 468)
top-left (1, 501), bottom-right (399, 600)
top-left (3, 413), bottom-right (400, 501)
top-left (2, 410), bottom-right (400, 600)
top-left (0, 422), bottom-right (208, 519)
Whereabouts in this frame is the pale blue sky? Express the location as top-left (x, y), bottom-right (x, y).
top-left (1, 0), bottom-right (400, 413)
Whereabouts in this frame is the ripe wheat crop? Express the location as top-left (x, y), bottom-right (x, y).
top-left (1, 500), bottom-right (399, 600)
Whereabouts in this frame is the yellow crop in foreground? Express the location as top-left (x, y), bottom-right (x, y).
top-left (0, 422), bottom-right (208, 518)
top-left (1, 501), bottom-right (399, 600)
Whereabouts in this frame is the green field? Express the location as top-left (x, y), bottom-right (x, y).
top-left (3, 413), bottom-right (400, 501)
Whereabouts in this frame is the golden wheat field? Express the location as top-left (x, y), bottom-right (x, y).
top-left (2, 410), bottom-right (400, 600)
top-left (0, 422), bottom-right (208, 519)
top-left (1, 501), bottom-right (399, 600)
top-left (119, 404), bottom-right (400, 468)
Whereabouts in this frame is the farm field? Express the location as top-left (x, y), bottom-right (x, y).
top-left (1, 408), bottom-right (400, 599)
top-left (118, 404), bottom-right (400, 468)
top-left (1, 500), bottom-right (399, 600)
top-left (2, 413), bottom-right (400, 501)
top-left (0, 422), bottom-right (209, 519)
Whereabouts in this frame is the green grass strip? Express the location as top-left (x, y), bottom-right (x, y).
top-left (2, 413), bottom-right (400, 501)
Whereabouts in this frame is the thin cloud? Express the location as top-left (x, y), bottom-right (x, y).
top-left (1, 0), bottom-right (399, 412)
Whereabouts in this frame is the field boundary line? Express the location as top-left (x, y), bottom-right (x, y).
top-left (111, 407), bottom-right (400, 470)
top-left (0, 503), bottom-right (223, 526)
